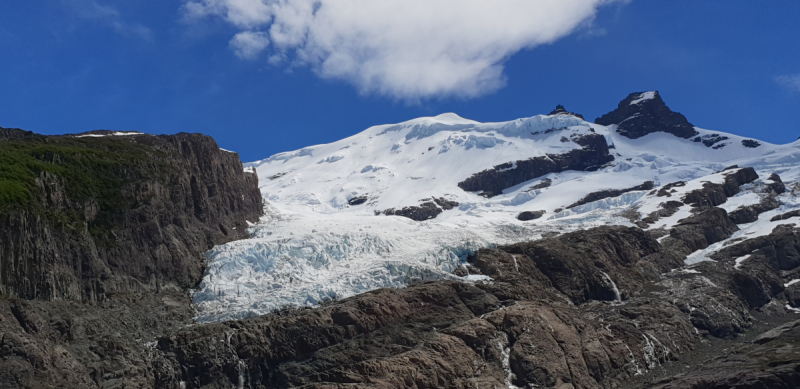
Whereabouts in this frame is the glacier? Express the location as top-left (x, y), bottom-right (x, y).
top-left (195, 100), bottom-right (800, 322)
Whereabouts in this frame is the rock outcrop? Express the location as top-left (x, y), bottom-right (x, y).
top-left (548, 104), bottom-right (585, 120)
top-left (458, 133), bottom-right (613, 197)
top-left (380, 197), bottom-right (459, 221)
top-left (516, 210), bottom-right (545, 221)
top-left (682, 167), bottom-right (759, 207)
top-left (728, 195), bottom-right (780, 224)
top-left (567, 181), bottom-right (654, 209)
top-left (595, 91), bottom-right (698, 139)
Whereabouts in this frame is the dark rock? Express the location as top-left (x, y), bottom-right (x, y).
top-left (433, 196), bottom-right (459, 210)
top-left (0, 292), bottom-right (196, 389)
top-left (0, 126), bottom-right (41, 141)
top-left (701, 133), bottom-right (730, 147)
top-left (671, 207), bottom-right (739, 251)
top-left (650, 320), bottom-right (800, 389)
top-left (594, 91), bottom-right (698, 139)
top-left (742, 139), bottom-right (761, 148)
top-left (729, 196), bottom-right (779, 224)
top-left (381, 197), bottom-right (459, 221)
top-left (766, 173), bottom-right (787, 194)
top-left (152, 225), bottom-right (716, 389)
top-left (516, 210), bottom-right (545, 221)
top-left (714, 224), bottom-right (800, 272)
top-left (771, 210), bottom-right (800, 222)
top-left (268, 172), bottom-right (287, 180)
top-left (682, 167), bottom-right (759, 207)
top-left (786, 283), bottom-right (800, 308)
top-left (568, 181), bottom-right (654, 208)
top-left (657, 181), bottom-right (686, 197)
top-left (527, 178), bottom-right (552, 191)
top-left (641, 200), bottom-right (684, 226)
top-left (476, 226), bottom-right (662, 304)
top-left (347, 195), bottom-right (368, 206)
top-left (458, 133), bottom-right (614, 197)
top-left (548, 104), bottom-right (585, 120)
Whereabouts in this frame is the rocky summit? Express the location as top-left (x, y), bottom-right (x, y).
top-left (3, 92), bottom-right (800, 388)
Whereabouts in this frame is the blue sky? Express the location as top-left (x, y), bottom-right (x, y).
top-left (1, 1), bottom-right (799, 162)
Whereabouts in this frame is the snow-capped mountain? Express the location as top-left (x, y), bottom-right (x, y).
top-left (194, 91), bottom-right (800, 322)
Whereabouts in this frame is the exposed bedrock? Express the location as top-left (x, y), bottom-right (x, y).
top-left (712, 223), bottom-right (800, 289)
top-left (0, 130), bottom-right (263, 301)
top-left (457, 133), bottom-right (614, 197)
top-left (650, 320), bottom-right (800, 389)
top-left (682, 167), bottom-right (759, 207)
top-left (668, 207), bottom-right (739, 254)
top-left (0, 292), bottom-right (195, 388)
top-left (548, 104), bottom-right (585, 120)
top-left (380, 197), bottom-right (459, 221)
top-left (516, 210), bottom-right (546, 221)
top-left (729, 195), bottom-right (780, 224)
top-left (149, 207), bottom-right (786, 389)
top-left (766, 172), bottom-right (787, 194)
top-left (568, 181), bottom-right (654, 209)
top-left (594, 91), bottom-right (698, 139)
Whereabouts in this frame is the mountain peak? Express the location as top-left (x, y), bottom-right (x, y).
top-left (548, 105), bottom-right (584, 120)
top-left (595, 91), bottom-right (697, 139)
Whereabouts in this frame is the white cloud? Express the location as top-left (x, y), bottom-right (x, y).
top-left (776, 74), bottom-right (800, 92)
top-left (229, 31), bottom-right (270, 59)
top-left (183, 0), bottom-right (622, 100)
top-left (63, 0), bottom-right (152, 40)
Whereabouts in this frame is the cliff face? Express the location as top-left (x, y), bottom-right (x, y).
top-left (0, 129), bottom-right (262, 301)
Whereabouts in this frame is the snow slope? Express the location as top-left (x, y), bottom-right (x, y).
top-left (194, 98), bottom-right (800, 322)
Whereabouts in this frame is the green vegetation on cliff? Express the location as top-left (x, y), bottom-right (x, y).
top-left (0, 133), bottom-right (168, 211)
top-left (0, 131), bottom-right (175, 244)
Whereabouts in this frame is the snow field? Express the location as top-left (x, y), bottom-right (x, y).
top-left (196, 109), bottom-right (800, 321)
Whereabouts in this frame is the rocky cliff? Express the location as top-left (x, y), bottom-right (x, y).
top-left (0, 129), bottom-right (263, 301)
